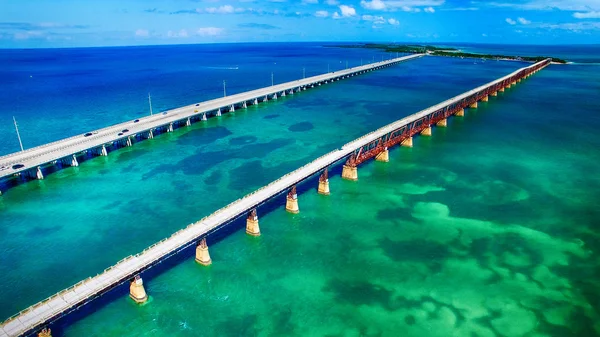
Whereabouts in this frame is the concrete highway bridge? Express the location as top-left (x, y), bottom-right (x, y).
top-left (0, 54), bottom-right (423, 195)
top-left (0, 58), bottom-right (551, 337)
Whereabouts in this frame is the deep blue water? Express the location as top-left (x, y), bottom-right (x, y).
top-left (0, 43), bottom-right (599, 336)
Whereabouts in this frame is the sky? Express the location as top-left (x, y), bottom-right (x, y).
top-left (1, 0), bottom-right (599, 48)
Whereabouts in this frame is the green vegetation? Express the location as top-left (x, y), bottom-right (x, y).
top-left (332, 43), bottom-right (568, 64)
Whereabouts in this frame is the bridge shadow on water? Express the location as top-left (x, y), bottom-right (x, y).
top-left (39, 154), bottom-right (348, 337)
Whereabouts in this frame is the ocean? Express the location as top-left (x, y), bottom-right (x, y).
top-left (0, 42), bottom-right (598, 336)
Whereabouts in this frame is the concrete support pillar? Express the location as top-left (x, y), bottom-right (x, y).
top-left (286, 185), bottom-right (299, 214)
top-left (126, 136), bottom-right (132, 147)
top-left (201, 113), bottom-right (207, 121)
top-left (129, 275), bottom-right (148, 304)
top-left (100, 145), bottom-right (108, 156)
top-left (71, 154), bottom-right (79, 167)
top-left (148, 129), bottom-right (154, 139)
top-left (167, 123), bottom-right (173, 132)
top-left (246, 209), bottom-right (260, 236)
top-left (38, 328), bottom-right (52, 337)
top-left (375, 147), bottom-right (389, 162)
top-left (420, 126), bottom-right (432, 136)
top-left (491, 91), bottom-right (498, 96)
top-left (195, 238), bottom-right (212, 266)
top-left (436, 118), bottom-right (447, 127)
top-left (216, 108), bottom-right (222, 117)
top-left (401, 136), bottom-right (413, 147)
top-left (230, 105), bottom-right (235, 112)
top-left (499, 87), bottom-right (505, 92)
top-left (481, 96), bottom-right (489, 102)
top-left (186, 118), bottom-right (191, 126)
top-left (264, 95), bottom-right (268, 102)
top-left (35, 167), bottom-right (44, 180)
top-left (318, 168), bottom-right (330, 195)
top-left (342, 165), bottom-right (358, 181)
top-left (456, 109), bottom-right (465, 117)
top-left (281, 91), bottom-right (286, 97)
top-left (273, 93), bottom-right (278, 100)
top-left (289, 89), bottom-right (294, 95)
top-left (469, 102), bottom-right (478, 108)
top-left (242, 102), bottom-right (247, 109)
top-left (253, 98), bottom-right (258, 105)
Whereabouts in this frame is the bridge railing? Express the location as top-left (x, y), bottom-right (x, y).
top-left (1, 57), bottom-right (549, 336)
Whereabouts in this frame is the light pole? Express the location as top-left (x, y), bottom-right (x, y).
top-left (13, 116), bottom-right (24, 152)
top-left (148, 93), bottom-right (153, 116)
top-left (271, 72), bottom-right (274, 86)
top-left (223, 80), bottom-right (227, 97)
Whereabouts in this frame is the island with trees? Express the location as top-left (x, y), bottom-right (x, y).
top-left (332, 43), bottom-right (567, 64)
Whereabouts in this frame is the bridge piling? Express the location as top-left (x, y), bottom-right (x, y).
top-left (436, 118), bottom-right (447, 127)
top-left (401, 136), bottom-right (413, 147)
top-left (148, 129), bottom-right (154, 139)
top-left (38, 328), bottom-right (52, 337)
top-left (216, 108), bottom-right (222, 117)
top-left (100, 145), bottom-right (108, 156)
top-left (318, 168), bottom-right (330, 195)
top-left (201, 113), bottom-right (207, 121)
top-left (167, 123), bottom-right (174, 132)
top-left (126, 137), bottom-right (133, 147)
top-left (469, 102), bottom-right (478, 108)
top-left (420, 126), bottom-right (432, 136)
top-left (129, 275), bottom-right (148, 304)
top-left (195, 238), bottom-right (212, 266)
top-left (285, 186), bottom-right (299, 213)
top-left (482, 95), bottom-right (489, 102)
top-left (342, 164), bottom-right (358, 181)
top-left (246, 209), bottom-right (260, 236)
top-left (375, 147), bottom-right (389, 162)
top-left (36, 167), bottom-right (44, 180)
top-left (71, 155), bottom-right (79, 167)
top-left (186, 118), bottom-right (191, 126)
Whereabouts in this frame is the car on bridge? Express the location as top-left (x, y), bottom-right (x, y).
top-left (122, 129), bottom-right (129, 133)
top-left (12, 164), bottom-right (24, 170)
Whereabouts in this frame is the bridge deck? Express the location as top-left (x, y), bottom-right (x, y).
top-left (0, 59), bottom-right (550, 337)
top-left (0, 54), bottom-right (423, 181)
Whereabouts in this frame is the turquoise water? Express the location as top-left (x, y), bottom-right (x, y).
top-left (1, 43), bottom-right (599, 336)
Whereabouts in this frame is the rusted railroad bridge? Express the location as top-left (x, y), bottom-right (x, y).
top-left (0, 59), bottom-right (550, 337)
top-left (0, 54), bottom-right (423, 195)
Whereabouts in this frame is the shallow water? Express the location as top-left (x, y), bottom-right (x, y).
top-left (1, 43), bottom-right (599, 336)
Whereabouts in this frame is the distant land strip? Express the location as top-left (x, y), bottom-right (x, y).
top-left (331, 43), bottom-right (568, 64)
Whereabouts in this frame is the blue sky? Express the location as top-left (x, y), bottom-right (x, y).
top-left (1, 0), bottom-right (599, 48)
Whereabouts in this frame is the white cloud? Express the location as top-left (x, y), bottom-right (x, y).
top-left (360, 0), bottom-right (386, 10)
top-left (482, 33), bottom-right (488, 37)
top-left (303, 0), bottom-right (319, 3)
top-left (326, 0), bottom-right (339, 4)
top-left (517, 17), bottom-right (531, 24)
top-left (315, 10), bottom-right (329, 17)
top-left (167, 29), bottom-right (189, 38)
top-left (14, 31), bottom-right (44, 40)
top-left (196, 27), bottom-right (224, 36)
top-left (362, 14), bottom-right (386, 23)
top-left (486, 1), bottom-right (600, 11)
top-left (573, 11), bottom-right (600, 18)
top-left (388, 18), bottom-right (400, 25)
top-left (424, 6), bottom-right (435, 12)
top-left (401, 6), bottom-right (421, 12)
top-left (332, 11), bottom-right (341, 18)
top-left (205, 5), bottom-right (235, 14)
top-left (505, 18), bottom-right (517, 25)
top-left (539, 21), bottom-right (600, 31)
top-left (339, 5), bottom-right (356, 16)
top-left (135, 29), bottom-right (149, 37)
